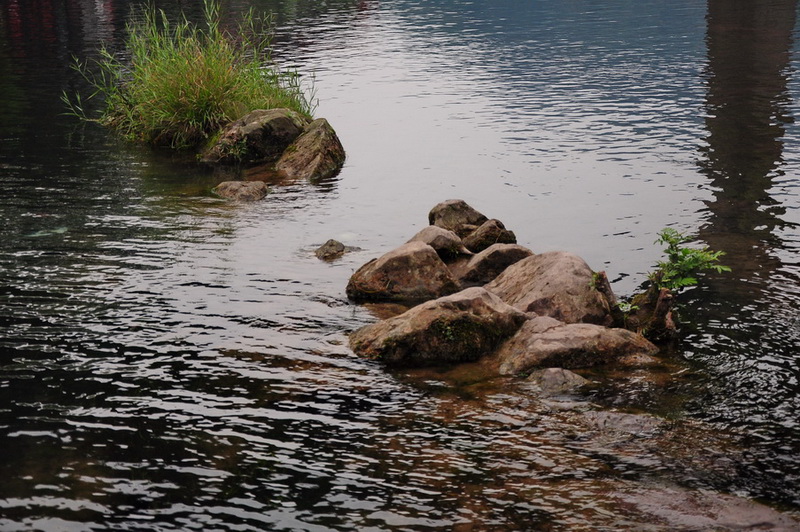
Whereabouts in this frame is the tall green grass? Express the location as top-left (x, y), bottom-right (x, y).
top-left (65, 1), bottom-right (313, 148)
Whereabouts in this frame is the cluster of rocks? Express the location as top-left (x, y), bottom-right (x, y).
top-left (202, 108), bottom-right (345, 200)
top-left (347, 200), bottom-right (659, 376)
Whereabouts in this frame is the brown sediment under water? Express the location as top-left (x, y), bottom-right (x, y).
top-left (0, 0), bottom-right (799, 529)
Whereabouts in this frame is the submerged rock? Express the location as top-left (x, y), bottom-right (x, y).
top-left (349, 287), bottom-right (527, 367)
top-left (492, 316), bottom-right (658, 375)
top-left (346, 241), bottom-right (460, 302)
top-left (428, 199), bottom-right (489, 236)
top-left (276, 118), bottom-right (345, 181)
top-left (615, 484), bottom-right (800, 531)
top-left (407, 225), bottom-right (471, 261)
top-left (485, 251), bottom-right (615, 326)
top-left (527, 367), bottom-right (589, 396)
top-left (450, 243), bottom-right (534, 288)
top-left (462, 219), bottom-right (517, 253)
top-left (212, 180), bottom-right (268, 201)
top-left (202, 108), bottom-right (310, 165)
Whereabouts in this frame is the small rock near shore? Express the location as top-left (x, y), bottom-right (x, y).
top-left (212, 180), bottom-right (269, 201)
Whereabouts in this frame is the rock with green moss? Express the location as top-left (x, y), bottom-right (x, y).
top-left (491, 316), bottom-right (658, 375)
top-left (349, 287), bottom-right (527, 367)
top-left (276, 118), bottom-right (345, 181)
top-left (485, 251), bottom-right (615, 326)
top-left (201, 108), bottom-right (310, 165)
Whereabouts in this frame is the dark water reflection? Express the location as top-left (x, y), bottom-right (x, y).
top-left (1, 0), bottom-right (800, 529)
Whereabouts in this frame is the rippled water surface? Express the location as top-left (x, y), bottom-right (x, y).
top-left (1, 0), bottom-right (800, 529)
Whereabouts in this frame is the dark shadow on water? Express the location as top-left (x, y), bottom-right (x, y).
top-left (687, 0), bottom-right (800, 509)
top-left (698, 0), bottom-right (797, 281)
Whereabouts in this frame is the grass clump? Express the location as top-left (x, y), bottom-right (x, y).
top-left (64, 0), bottom-right (313, 148)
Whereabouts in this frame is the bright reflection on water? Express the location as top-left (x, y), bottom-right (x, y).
top-left (1, 0), bottom-right (799, 529)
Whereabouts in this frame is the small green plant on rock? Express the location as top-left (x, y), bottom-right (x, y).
top-left (650, 228), bottom-right (731, 293)
top-left (621, 228), bottom-right (730, 341)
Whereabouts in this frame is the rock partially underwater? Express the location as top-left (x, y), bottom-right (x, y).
top-left (347, 199), bottom-right (657, 375)
top-left (203, 108), bottom-right (346, 197)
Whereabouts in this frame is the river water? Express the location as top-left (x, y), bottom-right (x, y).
top-left (1, 0), bottom-right (799, 530)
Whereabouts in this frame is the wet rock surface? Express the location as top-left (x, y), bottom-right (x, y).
top-left (462, 218), bottom-right (517, 253)
top-left (485, 251), bottom-right (615, 326)
top-left (450, 243), bottom-right (534, 288)
top-left (349, 287), bottom-right (527, 367)
top-left (202, 108), bottom-right (310, 165)
top-left (314, 239), bottom-right (360, 261)
top-left (211, 180), bottom-right (269, 201)
top-left (428, 199), bottom-right (489, 236)
top-left (527, 367), bottom-right (590, 396)
top-left (275, 118), bottom-right (346, 181)
top-left (346, 241), bottom-right (460, 302)
top-left (407, 225), bottom-right (471, 260)
top-left (492, 316), bottom-right (659, 375)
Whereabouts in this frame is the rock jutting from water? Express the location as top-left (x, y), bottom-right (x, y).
top-left (202, 108), bottom-right (346, 195)
top-left (347, 199), bottom-right (658, 372)
top-left (314, 239), bottom-right (361, 261)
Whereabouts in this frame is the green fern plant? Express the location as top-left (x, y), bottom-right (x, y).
top-left (650, 228), bottom-right (731, 292)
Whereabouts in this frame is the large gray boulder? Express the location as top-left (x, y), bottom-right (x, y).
top-left (275, 118), bottom-right (345, 181)
top-left (407, 226), bottom-right (470, 261)
top-left (212, 181), bottom-right (268, 201)
top-left (462, 219), bottom-right (517, 253)
top-left (485, 251), bottom-right (615, 326)
top-left (346, 241), bottom-right (460, 302)
top-left (492, 316), bottom-right (659, 375)
top-left (450, 244), bottom-right (534, 287)
top-left (202, 108), bottom-right (310, 165)
top-left (428, 199), bottom-right (488, 236)
top-left (349, 287), bottom-right (527, 367)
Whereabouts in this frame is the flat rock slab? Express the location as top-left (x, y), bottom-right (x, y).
top-left (276, 118), bottom-right (345, 181)
top-left (493, 316), bottom-right (659, 374)
top-left (212, 181), bottom-right (269, 201)
top-left (486, 251), bottom-right (615, 325)
top-left (346, 241), bottom-right (460, 302)
top-left (349, 287), bottom-right (527, 367)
